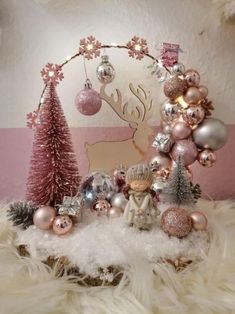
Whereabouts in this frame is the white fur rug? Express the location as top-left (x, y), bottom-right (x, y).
top-left (1, 200), bottom-right (235, 314)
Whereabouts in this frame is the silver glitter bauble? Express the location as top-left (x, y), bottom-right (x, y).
top-left (152, 132), bottom-right (174, 153)
top-left (96, 55), bottom-right (115, 84)
top-left (161, 99), bottom-right (180, 123)
top-left (193, 118), bottom-right (228, 150)
top-left (111, 193), bottom-right (128, 210)
top-left (171, 63), bottom-right (186, 75)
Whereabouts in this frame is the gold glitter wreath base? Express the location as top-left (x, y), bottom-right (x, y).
top-left (17, 244), bottom-right (193, 287)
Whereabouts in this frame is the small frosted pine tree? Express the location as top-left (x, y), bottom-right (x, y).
top-left (164, 155), bottom-right (195, 208)
top-left (26, 82), bottom-right (81, 206)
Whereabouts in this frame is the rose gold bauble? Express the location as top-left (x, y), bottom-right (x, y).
top-left (75, 80), bottom-right (102, 116)
top-left (184, 87), bottom-right (202, 105)
top-left (171, 140), bottom-right (198, 166)
top-left (93, 199), bottom-right (111, 216)
top-left (53, 215), bottom-right (73, 235)
top-left (149, 153), bottom-right (172, 172)
top-left (161, 207), bottom-right (192, 238)
top-left (163, 77), bottom-right (187, 99)
top-left (184, 69), bottom-right (200, 86)
top-left (198, 85), bottom-right (208, 98)
top-left (190, 211), bottom-right (208, 231)
top-left (109, 207), bottom-right (123, 218)
top-left (33, 206), bottom-right (56, 230)
top-left (182, 106), bottom-right (205, 126)
top-left (198, 149), bottom-right (216, 167)
top-left (172, 121), bottom-right (192, 140)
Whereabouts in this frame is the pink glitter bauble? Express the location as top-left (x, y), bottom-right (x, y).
top-left (171, 140), bottom-right (198, 166)
top-left (161, 207), bottom-right (192, 238)
top-left (75, 84), bottom-right (102, 116)
top-left (33, 206), bottom-right (56, 230)
top-left (190, 211), bottom-right (208, 231)
top-left (53, 215), bottom-right (73, 235)
top-left (172, 121), bottom-right (192, 140)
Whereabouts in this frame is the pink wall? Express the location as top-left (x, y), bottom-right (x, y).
top-left (0, 126), bottom-right (234, 202)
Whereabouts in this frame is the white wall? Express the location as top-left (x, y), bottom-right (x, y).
top-left (0, 0), bottom-right (235, 128)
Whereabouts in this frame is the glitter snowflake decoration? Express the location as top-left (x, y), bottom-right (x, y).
top-left (40, 63), bottom-right (64, 86)
top-left (79, 36), bottom-right (102, 60)
top-left (126, 36), bottom-right (149, 60)
top-left (26, 109), bottom-right (39, 129)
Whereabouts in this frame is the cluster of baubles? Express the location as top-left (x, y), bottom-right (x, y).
top-left (161, 207), bottom-right (208, 238)
top-left (153, 63), bottom-right (228, 168)
top-left (75, 55), bottom-right (115, 116)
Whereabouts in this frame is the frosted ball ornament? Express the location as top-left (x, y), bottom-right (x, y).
top-left (96, 55), bottom-right (115, 83)
top-left (198, 85), bottom-right (208, 98)
top-left (184, 69), bottom-right (200, 86)
top-left (33, 206), bottom-right (56, 230)
top-left (75, 79), bottom-right (102, 116)
top-left (53, 215), bottom-right (73, 235)
top-left (111, 193), bottom-right (128, 211)
top-left (193, 118), bottom-right (228, 150)
top-left (161, 207), bottom-right (192, 238)
top-left (171, 140), bottom-right (198, 166)
top-left (172, 121), bottom-right (191, 140)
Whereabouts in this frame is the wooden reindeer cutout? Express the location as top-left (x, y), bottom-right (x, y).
top-left (86, 83), bottom-right (154, 171)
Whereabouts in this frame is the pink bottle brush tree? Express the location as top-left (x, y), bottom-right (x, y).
top-left (26, 82), bottom-right (81, 207)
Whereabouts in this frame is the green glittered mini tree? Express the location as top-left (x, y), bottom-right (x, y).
top-left (164, 155), bottom-right (195, 208)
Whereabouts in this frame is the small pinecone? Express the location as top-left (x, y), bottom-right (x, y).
top-left (7, 201), bottom-right (39, 229)
top-left (190, 183), bottom-right (202, 202)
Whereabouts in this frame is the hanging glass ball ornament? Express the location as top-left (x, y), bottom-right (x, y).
top-left (96, 55), bottom-right (115, 84)
top-left (75, 79), bottom-right (102, 116)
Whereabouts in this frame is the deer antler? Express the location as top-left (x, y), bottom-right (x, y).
top-left (129, 83), bottom-right (153, 122)
top-left (100, 84), bottom-right (141, 124)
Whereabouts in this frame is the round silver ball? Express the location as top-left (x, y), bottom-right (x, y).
top-left (171, 63), bottom-right (186, 75)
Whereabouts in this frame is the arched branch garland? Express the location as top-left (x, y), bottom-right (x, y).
top-left (33, 36), bottom-right (171, 117)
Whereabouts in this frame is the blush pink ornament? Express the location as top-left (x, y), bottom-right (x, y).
top-left (171, 139), bottom-right (198, 166)
top-left (172, 121), bottom-right (191, 140)
top-left (161, 207), bottom-right (192, 238)
top-left (184, 87), bottom-right (203, 105)
top-left (75, 79), bottom-right (102, 116)
top-left (198, 85), bottom-right (208, 98)
top-left (33, 206), bottom-right (56, 230)
top-left (190, 211), bottom-right (208, 231)
top-left (53, 215), bottom-right (73, 235)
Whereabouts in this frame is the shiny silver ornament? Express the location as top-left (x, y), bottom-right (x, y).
top-left (171, 63), bottom-right (185, 75)
top-left (193, 118), bottom-right (228, 150)
top-left (152, 132), bottom-right (174, 153)
top-left (152, 178), bottom-right (166, 194)
top-left (161, 99), bottom-right (180, 123)
top-left (149, 153), bottom-right (172, 172)
top-left (111, 193), bottom-right (128, 210)
top-left (96, 55), bottom-right (115, 84)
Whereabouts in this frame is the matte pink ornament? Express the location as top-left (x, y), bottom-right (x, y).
top-left (75, 80), bottom-right (102, 116)
top-left (109, 207), bottom-right (123, 218)
top-left (53, 215), bottom-right (73, 235)
top-left (184, 87), bottom-right (203, 104)
top-left (190, 211), bottom-right (208, 231)
top-left (171, 140), bottom-right (198, 166)
top-left (198, 85), bottom-right (208, 98)
top-left (172, 121), bottom-right (191, 140)
top-left (33, 206), bottom-right (56, 230)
